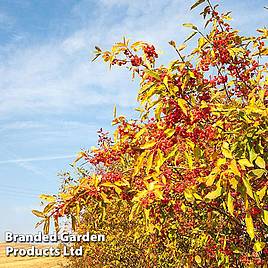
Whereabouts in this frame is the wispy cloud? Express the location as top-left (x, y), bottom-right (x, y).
top-left (0, 0), bottom-right (266, 118)
top-left (0, 0), bottom-right (197, 118)
top-left (0, 154), bottom-right (75, 164)
top-left (0, 11), bottom-right (15, 30)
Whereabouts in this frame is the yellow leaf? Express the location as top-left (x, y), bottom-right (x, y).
top-left (257, 186), bottom-right (267, 201)
top-left (216, 158), bottom-right (226, 167)
top-left (163, 76), bottom-right (169, 89)
top-left (189, 70), bottom-right (196, 78)
top-left (184, 188), bottom-right (194, 202)
top-left (206, 174), bottom-right (216, 186)
top-left (211, 50), bottom-right (215, 58)
top-left (205, 181), bottom-right (222, 200)
top-left (146, 153), bottom-right (154, 175)
top-left (154, 189), bottom-right (163, 200)
top-left (181, 203), bottom-right (187, 212)
top-left (263, 210), bottom-right (268, 225)
top-left (230, 160), bottom-right (241, 176)
top-left (113, 104), bottom-right (117, 118)
top-left (155, 103), bottom-right (163, 121)
top-left (182, 23), bottom-right (198, 30)
top-left (133, 155), bottom-right (143, 176)
top-left (73, 151), bottom-right (86, 164)
top-left (242, 177), bottom-right (254, 199)
top-left (222, 148), bottom-right (232, 159)
top-left (227, 192), bottom-right (234, 216)
top-left (144, 208), bottom-right (150, 222)
top-left (155, 149), bottom-right (165, 173)
top-left (253, 241), bottom-right (266, 252)
top-left (133, 128), bottom-right (147, 141)
top-left (178, 43), bottom-right (187, 51)
top-left (251, 169), bottom-right (265, 178)
top-left (185, 151), bottom-right (193, 170)
top-left (206, 167), bottom-right (219, 186)
top-left (255, 156), bottom-right (266, 169)
top-left (100, 192), bottom-right (111, 203)
top-left (164, 128), bottom-right (176, 138)
top-left (229, 177), bottom-right (238, 190)
top-left (101, 182), bottom-right (121, 195)
top-left (195, 255), bottom-right (202, 265)
top-left (177, 98), bottom-right (188, 115)
top-left (39, 194), bottom-right (56, 203)
top-left (245, 213), bottom-right (255, 240)
top-left (32, 210), bottom-right (46, 218)
top-left (238, 158), bottom-right (254, 168)
top-left (194, 255), bottom-right (202, 265)
top-left (129, 203), bottom-right (139, 221)
top-left (140, 141), bottom-right (156, 149)
top-left (193, 193), bottom-right (203, 200)
top-left (198, 37), bottom-right (206, 49)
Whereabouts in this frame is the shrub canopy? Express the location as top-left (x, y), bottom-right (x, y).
top-left (34, 1), bottom-right (268, 267)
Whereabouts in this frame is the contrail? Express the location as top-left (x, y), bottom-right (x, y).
top-left (0, 155), bottom-right (76, 164)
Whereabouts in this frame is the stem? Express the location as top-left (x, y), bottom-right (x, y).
top-left (207, 203), bottom-right (245, 228)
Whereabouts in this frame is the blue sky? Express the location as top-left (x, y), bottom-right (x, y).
top-left (0, 0), bottom-right (267, 240)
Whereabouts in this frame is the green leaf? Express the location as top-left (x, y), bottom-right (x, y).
top-left (191, 0), bottom-right (206, 10)
top-left (245, 213), bottom-right (254, 240)
top-left (255, 156), bottom-right (266, 169)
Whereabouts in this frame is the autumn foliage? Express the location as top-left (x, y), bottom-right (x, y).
top-left (34, 1), bottom-right (268, 267)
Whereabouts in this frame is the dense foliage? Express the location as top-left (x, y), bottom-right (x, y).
top-left (34, 1), bottom-right (268, 267)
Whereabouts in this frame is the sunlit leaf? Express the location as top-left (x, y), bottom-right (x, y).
top-left (245, 213), bottom-right (255, 240)
top-left (191, 0), bottom-right (206, 10)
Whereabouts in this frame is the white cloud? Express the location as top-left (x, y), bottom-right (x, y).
top-left (0, 0), bottom-right (265, 117)
top-left (0, 0), bottom-right (195, 117)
